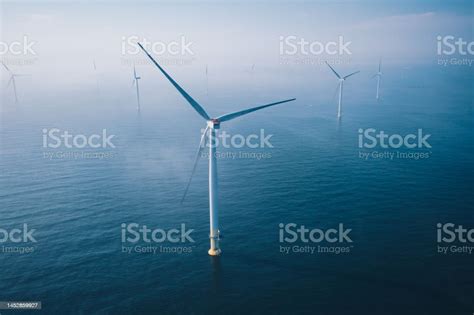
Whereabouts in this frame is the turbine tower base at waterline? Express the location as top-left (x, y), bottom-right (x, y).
top-left (208, 245), bottom-right (221, 256)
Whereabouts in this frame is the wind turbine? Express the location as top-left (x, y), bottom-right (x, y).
top-left (1, 62), bottom-right (28, 104)
top-left (138, 42), bottom-right (295, 256)
top-left (373, 58), bottom-right (382, 100)
top-left (325, 61), bottom-right (360, 119)
top-left (205, 64), bottom-right (209, 97)
top-left (132, 64), bottom-right (141, 111)
top-left (93, 59), bottom-right (100, 95)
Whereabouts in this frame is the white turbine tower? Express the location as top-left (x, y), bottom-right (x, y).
top-left (132, 64), bottom-right (141, 111)
top-left (138, 42), bottom-right (295, 256)
top-left (325, 61), bottom-right (360, 119)
top-left (373, 59), bottom-right (382, 100)
top-left (1, 62), bottom-right (28, 104)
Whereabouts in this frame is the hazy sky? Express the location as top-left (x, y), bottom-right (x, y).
top-left (0, 1), bottom-right (472, 92)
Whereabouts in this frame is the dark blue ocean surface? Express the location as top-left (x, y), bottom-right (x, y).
top-left (0, 64), bottom-right (473, 314)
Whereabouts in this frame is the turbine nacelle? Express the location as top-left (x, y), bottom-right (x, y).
top-left (208, 119), bottom-right (221, 129)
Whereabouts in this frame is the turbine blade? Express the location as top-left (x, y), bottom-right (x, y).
top-left (343, 70), bottom-right (360, 80)
top-left (181, 126), bottom-right (209, 204)
top-left (133, 64), bottom-right (137, 78)
top-left (132, 79), bottom-right (136, 87)
top-left (371, 74), bottom-right (378, 79)
top-left (6, 76), bottom-right (13, 88)
top-left (378, 58), bottom-right (382, 72)
top-left (1, 61), bottom-right (11, 73)
top-left (138, 42), bottom-right (210, 120)
top-left (325, 61), bottom-right (341, 79)
top-left (217, 98), bottom-right (296, 122)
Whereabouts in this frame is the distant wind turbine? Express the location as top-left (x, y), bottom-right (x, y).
top-left (373, 58), bottom-right (383, 100)
top-left (205, 64), bottom-right (209, 97)
top-left (1, 62), bottom-right (28, 104)
top-left (138, 42), bottom-right (296, 256)
top-left (132, 64), bottom-right (141, 111)
top-left (325, 61), bottom-right (360, 119)
top-left (93, 59), bottom-right (100, 95)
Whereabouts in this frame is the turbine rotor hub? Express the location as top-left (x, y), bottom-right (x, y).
top-left (208, 119), bottom-right (221, 129)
